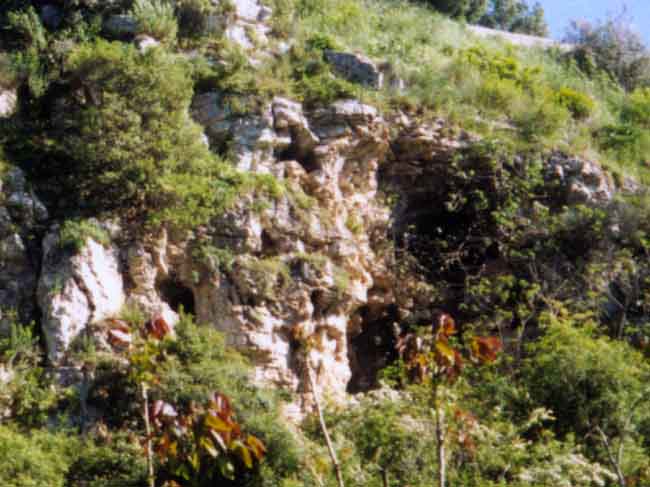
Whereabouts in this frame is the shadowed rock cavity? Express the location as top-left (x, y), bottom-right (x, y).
top-left (156, 276), bottom-right (195, 315)
top-left (347, 303), bottom-right (400, 393)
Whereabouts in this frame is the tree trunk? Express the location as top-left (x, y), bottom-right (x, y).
top-left (435, 385), bottom-right (446, 487)
top-left (381, 468), bottom-right (389, 487)
top-left (142, 384), bottom-right (155, 487)
top-left (596, 426), bottom-right (626, 487)
top-left (306, 364), bottom-right (345, 487)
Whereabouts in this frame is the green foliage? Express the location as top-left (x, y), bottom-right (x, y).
top-left (0, 426), bottom-right (74, 487)
top-left (325, 397), bottom-right (437, 486)
top-left (18, 39), bottom-right (245, 228)
top-left (239, 257), bottom-right (292, 300)
top-left (555, 87), bottom-right (595, 120)
top-left (65, 433), bottom-right (148, 486)
top-left (7, 7), bottom-right (46, 51)
top-left (426, 0), bottom-right (488, 23)
top-left (427, 0), bottom-right (549, 36)
top-left (193, 244), bottom-right (236, 274)
top-left (566, 15), bottom-right (650, 91)
top-left (130, 0), bottom-right (178, 43)
top-left (524, 316), bottom-right (650, 441)
top-left (0, 323), bottom-right (58, 428)
top-left (514, 93), bottom-right (570, 142)
top-left (622, 87), bottom-right (650, 128)
top-left (59, 219), bottom-right (110, 253)
top-left (176, 0), bottom-right (217, 40)
top-left (480, 0), bottom-right (549, 37)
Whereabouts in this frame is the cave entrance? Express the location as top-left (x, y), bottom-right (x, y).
top-left (347, 303), bottom-right (399, 393)
top-left (156, 276), bottom-right (195, 315)
top-left (275, 141), bottom-right (320, 173)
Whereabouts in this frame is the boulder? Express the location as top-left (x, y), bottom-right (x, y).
top-left (104, 15), bottom-right (138, 38)
top-left (324, 50), bottom-right (383, 88)
top-left (0, 89), bottom-right (16, 118)
top-left (547, 153), bottom-right (615, 204)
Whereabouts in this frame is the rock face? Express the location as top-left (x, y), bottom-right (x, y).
top-left (0, 169), bottom-right (46, 335)
top-left (0, 89), bottom-right (17, 118)
top-left (104, 15), bottom-right (139, 38)
top-left (190, 95), bottom-right (391, 401)
top-left (0, 67), bottom-right (631, 410)
top-left (325, 51), bottom-right (384, 88)
top-left (324, 51), bottom-right (404, 90)
top-left (38, 227), bottom-right (125, 363)
top-left (547, 152), bottom-right (616, 204)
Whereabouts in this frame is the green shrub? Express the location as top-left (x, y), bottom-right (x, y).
top-left (524, 316), bottom-right (650, 440)
top-left (597, 123), bottom-right (650, 167)
top-left (6, 7), bottom-right (46, 51)
top-left (23, 40), bottom-right (243, 229)
top-left (130, 0), bottom-right (178, 43)
top-left (476, 75), bottom-right (523, 114)
top-left (0, 52), bottom-right (17, 89)
top-left (555, 87), bottom-right (595, 120)
top-left (290, 45), bottom-right (357, 107)
top-left (325, 398), bottom-right (437, 486)
top-left (176, 0), bottom-right (216, 40)
top-left (59, 219), bottom-right (110, 253)
top-left (0, 323), bottom-right (58, 428)
top-left (65, 433), bottom-right (147, 487)
top-left (0, 426), bottom-right (74, 487)
top-left (622, 87), bottom-right (650, 128)
top-left (514, 93), bottom-right (569, 142)
top-left (153, 314), bottom-right (306, 485)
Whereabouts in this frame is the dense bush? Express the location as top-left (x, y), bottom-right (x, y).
top-left (524, 316), bottom-right (650, 474)
top-left (130, 0), bottom-right (178, 43)
top-left (14, 40), bottom-right (242, 228)
top-left (0, 426), bottom-right (74, 487)
top-left (59, 219), bottom-right (110, 253)
top-left (555, 87), bottom-right (594, 120)
top-left (566, 16), bottom-right (650, 91)
top-left (622, 87), bottom-right (650, 127)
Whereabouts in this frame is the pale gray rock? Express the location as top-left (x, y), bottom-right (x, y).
top-left (547, 153), bottom-right (615, 204)
top-left (231, 0), bottom-right (262, 22)
top-left (325, 50), bottom-right (383, 88)
top-left (0, 89), bottom-right (16, 118)
top-left (38, 228), bottom-right (125, 363)
top-left (104, 15), bottom-right (138, 38)
top-left (135, 35), bottom-right (160, 53)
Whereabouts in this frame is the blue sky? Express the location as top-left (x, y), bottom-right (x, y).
top-left (538, 0), bottom-right (650, 43)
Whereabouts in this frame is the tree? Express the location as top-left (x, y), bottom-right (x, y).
top-left (426, 0), bottom-right (488, 23)
top-left (397, 313), bottom-right (501, 487)
top-left (524, 316), bottom-right (650, 485)
top-left (15, 40), bottom-right (240, 229)
top-left (479, 0), bottom-right (549, 36)
top-left (565, 13), bottom-right (650, 91)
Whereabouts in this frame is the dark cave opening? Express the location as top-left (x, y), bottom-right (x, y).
top-left (156, 276), bottom-right (196, 315)
top-left (347, 303), bottom-right (400, 393)
top-left (275, 143), bottom-right (320, 173)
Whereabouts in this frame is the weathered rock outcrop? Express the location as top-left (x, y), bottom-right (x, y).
top-left (38, 224), bottom-right (125, 363)
top-left (3, 86), bottom-right (631, 409)
top-left (0, 168), bottom-right (46, 335)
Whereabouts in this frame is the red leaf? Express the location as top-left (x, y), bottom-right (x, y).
top-left (470, 336), bottom-right (502, 364)
top-left (146, 316), bottom-right (171, 340)
top-left (434, 313), bottom-right (456, 340)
